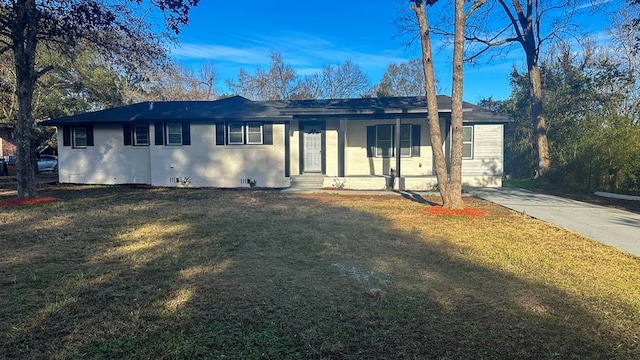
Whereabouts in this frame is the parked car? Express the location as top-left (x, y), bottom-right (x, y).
top-left (37, 155), bottom-right (58, 172)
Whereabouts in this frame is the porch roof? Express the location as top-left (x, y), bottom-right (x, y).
top-left (268, 96), bottom-right (510, 123)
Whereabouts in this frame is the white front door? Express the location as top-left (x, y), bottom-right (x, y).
top-left (304, 126), bottom-right (322, 172)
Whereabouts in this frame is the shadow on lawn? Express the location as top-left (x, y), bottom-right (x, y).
top-left (1, 186), bottom-right (638, 359)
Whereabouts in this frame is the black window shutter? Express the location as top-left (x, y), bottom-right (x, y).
top-left (182, 122), bottom-right (190, 145)
top-left (263, 123), bottom-right (273, 145)
top-left (86, 125), bottom-right (94, 146)
top-left (412, 124), bottom-right (421, 156)
top-left (216, 122), bottom-right (225, 145)
top-left (155, 122), bottom-right (164, 145)
top-left (366, 126), bottom-right (375, 157)
top-left (62, 126), bottom-right (71, 147)
top-left (123, 124), bottom-right (132, 145)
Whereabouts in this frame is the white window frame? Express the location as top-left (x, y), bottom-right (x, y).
top-left (462, 125), bottom-right (474, 159)
top-left (134, 124), bottom-right (149, 146)
top-left (246, 122), bottom-right (263, 144)
top-left (73, 126), bottom-right (87, 148)
top-left (166, 123), bottom-right (183, 146)
top-left (228, 122), bottom-right (244, 145)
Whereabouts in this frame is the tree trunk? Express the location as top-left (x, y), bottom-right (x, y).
top-left (529, 64), bottom-right (551, 177)
top-left (411, 0), bottom-right (464, 209)
top-left (13, 0), bottom-right (39, 197)
top-left (446, 0), bottom-right (466, 209)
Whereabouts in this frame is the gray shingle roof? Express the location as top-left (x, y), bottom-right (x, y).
top-left (41, 95), bottom-right (510, 125)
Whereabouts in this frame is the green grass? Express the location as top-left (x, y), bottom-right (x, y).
top-left (1, 185), bottom-right (639, 359)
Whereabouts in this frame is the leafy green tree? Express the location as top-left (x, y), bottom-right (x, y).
top-left (0, 0), bottom-right (199, 197)
top-left (503, 41), bottom-right (640, 194)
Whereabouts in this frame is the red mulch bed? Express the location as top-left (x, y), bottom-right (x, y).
top-left (424, 205), bottom-right (488, 217)
top-left (0, 196), bottom-right (59, 207)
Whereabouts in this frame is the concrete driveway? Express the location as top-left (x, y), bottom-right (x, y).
top-left (469, 187), bottom-right (640, 257)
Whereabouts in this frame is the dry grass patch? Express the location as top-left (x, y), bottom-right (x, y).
top-left (1, 186), bottom-right (638, 359)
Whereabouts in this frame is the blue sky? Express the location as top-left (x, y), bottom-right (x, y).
top-left (170, 0), bottom-right (619, 103)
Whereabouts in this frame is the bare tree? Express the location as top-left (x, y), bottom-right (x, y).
top-left (294, 60), bottom-right (371, 99)
top-left (227, 51), bottom-right (297, 100)
top-left (0, 0), bottom-right (199, 197)
top-left (411, 0), bottom-right (485, 209)
top-left (143, 62), bottom-right (217, 101)
top-left (376, 58), bottom-right (430, 97)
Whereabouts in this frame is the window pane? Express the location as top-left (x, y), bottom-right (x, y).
top-left (400, 124), bottom-right (411, 156)
top-left (376, 125), bottom-right (393, 157)
top-left (247, 123), bottom-right (262, 144)
top-left (166, 123), bottom-right (182, 145)
top-left (74, 127), bottom-right (87, 147)
top-left (400, 140), bottom-right (411, 156)
top-left (377, 140), bottom-right (392, 157)
top-left (463, 126), bottom-right (473, 142)
top-left (228, 123), bottom-right (243, 144)
top-left (462, 126), bottom-right (473, 158)
top-left (377, 125), bottom-right (392, 141)
top-left (135, 125), bottom-right (149, 145)
top-left (463, 143), bottom-right (472, 158)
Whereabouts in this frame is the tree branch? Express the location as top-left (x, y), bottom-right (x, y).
top-left (466, 0), bottom-right (488, 20)
top-left (497, 0), bottom-right (524, 45)
top-left (0, 44), bottom-right (11, 55)
top-left (34, 65), bottom-right (54, 80)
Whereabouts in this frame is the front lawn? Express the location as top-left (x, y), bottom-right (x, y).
top-left (1, 186), bottom-right (638, 359)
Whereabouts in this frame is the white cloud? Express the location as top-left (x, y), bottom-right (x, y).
top-left (171, 31), bottom-right (420, 84)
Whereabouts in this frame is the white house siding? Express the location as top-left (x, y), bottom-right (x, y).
top-left (289, 120), bottom-right (301, 175)
top-left (149, 123), bottom-right (289, 188)
top-left (461, 124), bottom-right (503, 187)
top-left (324, 120), bottom-right (339, 177)
top-left (57, 124), bottom-right (151, 184)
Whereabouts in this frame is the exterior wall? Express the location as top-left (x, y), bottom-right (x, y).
top-left (461, 124), bottom-right (504, 187)
top-left (343, 119), bottom-right (443, 177)
top-left (289, 120), bottom-right (301, 175)
top-left (323, 121), bottom-right (504, 190)
top-left (149, 123), bottom-right (289, 188)
top-left (0, 128), bottom-right (17, 157)
top-left (58, 124), bottom-right (151, 184)
top-left (324, 120), bottom-right (339, 176)
top-left (58, 123), bottom-right (290, 188)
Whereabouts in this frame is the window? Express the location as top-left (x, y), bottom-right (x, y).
top-left (462, 126), bottom-right (473, 159)
top-left (399, 124), bottom-right (411, 156)
top-left (216, 122), bottom-right (273, 146)
top-left (166, 123), bottom-right (182, 145)
top-left (134, 124), bottom-right (149, 145)
top-left (247, 123), bottom-right (263, 144)
top-left (225, 122), bottom-right (267, 145)
top-left (375, 124), bottom-right (411, 157)
top-left (73, 127), bottom-right (87, 148)
top-left (228, 123), bottom-right (244, 144)
top-left (376, 125), bottom-right (393, 157)
top-left (63, 125), bottom-right (93, 147)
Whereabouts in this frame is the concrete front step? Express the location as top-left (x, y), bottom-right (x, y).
top-left (289, 174), bottom-right (324, 189)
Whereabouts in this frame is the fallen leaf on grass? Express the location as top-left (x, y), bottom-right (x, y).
top-left (0, 196), bottom-right (59, 207)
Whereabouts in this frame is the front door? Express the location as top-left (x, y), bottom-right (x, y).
top-left (303, 126), bottom-right (322, 172)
